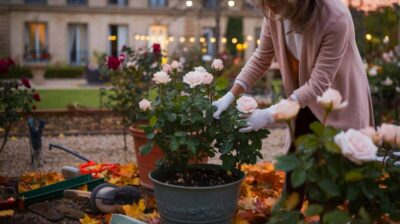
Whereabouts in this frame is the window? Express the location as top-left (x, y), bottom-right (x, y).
top-left (24, 22), bottom-right (49, 62)
top-left (203, 0), bottom-right (217, 9)
top-left (202, 27), bottom-right (216, 57)
top-left (108, 25), bottom-right (128, 56)
top-left (67, 0), bottom-right (87, 5)
top-left (68, 24), bottom-right (88, 65)
top-left (24, 0), bottom-right (47, 4)
top-left (148, 0), bottom-right (168, 8)
top-left (108, 0), bottom-right (128, 6)
top-left (148, 25), bottom-right (168, 50)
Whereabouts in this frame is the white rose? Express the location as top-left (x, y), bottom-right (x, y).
top-left (202, 72), bottom-right (214, 84)
top-left (171, 60), bottom-right (182, 70)
top-left (316, 88), bottom-right (348, 110)
top-left (126, 62), bottom-right (136, 68)
top-left (334, 129), bottom-right (378, 165)
top-left (183, 71), bottom-right (204, 88)
top-left (396, 87), bottom-right (400, 93)
top-left (139, 99), bottom-right (152, 111)
top-left (211, 59), bottom-right (224, 71)
top-left (152, 71), bottom-right (171, 84)
top-left (382, 77), bottom-right (393, 86)
top-left (272, 99), bottom-right (300, 121)
top-left (360, 127), bottom-right (381, 145)
top-left (236, 96), bottom-right (258, 114)
top-left (368, 66), bottom-right (378, 77)
top-left (378, 124), bottom-right (400, 147)
top-left (162, 63), bottom-right (173, 73)
top-left (194, 66), bottom-right (207, 73)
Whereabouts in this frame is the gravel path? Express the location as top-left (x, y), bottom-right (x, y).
top-left (0, 128), bottom-right (287, 177)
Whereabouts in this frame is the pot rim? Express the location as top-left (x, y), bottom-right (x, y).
top-left (149, 163), bottom-right (244, 190)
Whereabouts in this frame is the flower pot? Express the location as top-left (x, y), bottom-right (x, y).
top-left (129, 125), bottom-right (163, 190)
top-left (149, 164), bottom-right (244, 224)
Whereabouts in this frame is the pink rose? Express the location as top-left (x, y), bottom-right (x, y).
top-left (316, 88), bottom-right (348, 110)
top-left (139, 99), bottom-right (152, 111)
top-left (171, 60), bottom-right (182, 70)
top-left (211, 59), bottom-right (224, 71)
top-left (118, 53), bottom-right (126, 62)
top-left (360, 127), bottom-right (381, 145)
top-left (236, 96), bottom-right (258, 114)
top-left (378, 124), bottom-right (400, 147)
top-left (368, 66), bottom-right (378, 77)
top-left (152, 71), bottom-right (171, 84)
top-left (202, 72), bottom-right (214, 84)
top-left (183, 71), bottom-right (204, 88)
top-left (334, 129), bottom-right (378, 165)
top-left (162, 64), bottom-right (173, 73)
top-left (194, 66), bottom-right (207, 73)
top-left (272, 99), bottom-right (300, 121)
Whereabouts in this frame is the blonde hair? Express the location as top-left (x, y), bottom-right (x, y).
top-left (253, 0), bottom-right (320, 33)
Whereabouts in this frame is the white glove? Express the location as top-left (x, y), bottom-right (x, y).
top-left (239, 106), bottom-right (276, 133)
top-left (212, 92), bottom-right (235, 119)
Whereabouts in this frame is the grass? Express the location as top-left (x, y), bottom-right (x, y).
top-left (35, 89), bottom-right (111, 110)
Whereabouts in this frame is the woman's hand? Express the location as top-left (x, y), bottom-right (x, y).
top-left (212, 92), bottom-right (235, 119)
top-left (239, 106), bottom-right (276, 133)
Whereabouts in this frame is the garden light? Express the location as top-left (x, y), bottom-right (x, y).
top-left (199, 37), bottom-right (206, 43)
top-left (221, 37), bottom-right (227, 43)
top-left (189, 37), bottom-right (195, 43)
top-left (185, 0), bottom-right (193, 7)
top-left (366, 33), bottom-right (372, 41)
top-left (168, 36), bottom-right (174, 42)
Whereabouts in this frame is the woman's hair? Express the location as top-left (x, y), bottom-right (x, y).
top-left (250, 0), bottom-right (321, 33)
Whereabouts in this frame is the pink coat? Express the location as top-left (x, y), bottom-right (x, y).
top-left (236, 0), bottom-right (374, 130)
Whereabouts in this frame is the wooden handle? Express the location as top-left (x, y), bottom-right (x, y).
top-left (63, 190), bottom-right (91, 200)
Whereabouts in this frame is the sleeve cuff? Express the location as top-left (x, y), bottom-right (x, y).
top-left (234, 80), bottom-right (248, 91)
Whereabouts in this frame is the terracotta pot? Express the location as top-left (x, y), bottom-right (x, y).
top-left (130, 124), bottom-right (209, 190)
top-left (129, 125), bottom-right (163, 190)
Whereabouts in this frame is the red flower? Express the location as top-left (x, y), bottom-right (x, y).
top-left (107, 56), bottom-right (121, 71)
top-left (21, 78), bottom-right (31, 88)
top-left (5, 58), bottom-right (15, 67)
top-left (0, 59), bottom-right (8, 74)
top-left (152, 43), bottom-right (161, 54)
top-left (33, 92), bottom-right (41, 102)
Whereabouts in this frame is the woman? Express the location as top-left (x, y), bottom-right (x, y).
top-left (212, 0), bottom-right (374, 208)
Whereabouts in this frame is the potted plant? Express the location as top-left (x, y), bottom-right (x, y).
top-left (102, 44), bottom-right (163, 189)
top-left (139, 60), bottom-right (269, 223)
top-left (269, 88), bottom-right (400, 223)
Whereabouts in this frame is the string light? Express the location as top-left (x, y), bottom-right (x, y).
top-left (201, 48), bottom-right (207, 53)
top-left (246, 35), bottom-right (253, 41)
top-left (180, 37), bottom-right (186, 43)
top-left (228, 0), bottom-right (235, 7)
top-left (199, 37), bottom-right (206, 43)
top-left (189, 37), bottom-right (196, 43)
top-left (186, 0), bottom-right (193, 7)
top-left (145, 36), bottom-right (150, 41)
top-left (366, 34), bottom-right (372, 41)
top-left (134, 35), bottom-right (140, 40)
top-left (383, 35), bottom-right (389, 44)
top-left (232, 38), bottom-right (238, 44)
top-left (243, 43), bottom-right (248, 49)
top-left (168, 36), bottom-right (175, 42)
top-left (221, 37), bottom-right (227, 43)
top-left (108, 35), bottom-right (117, 41)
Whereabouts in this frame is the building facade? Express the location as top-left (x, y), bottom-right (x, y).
top-left (0, 0), bottom-right (263, 66)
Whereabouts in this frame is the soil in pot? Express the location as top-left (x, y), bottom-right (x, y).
top-left (157, 166), bottom-right (241, 187)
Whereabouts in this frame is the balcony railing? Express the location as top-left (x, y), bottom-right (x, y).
top-left (24, 50), bottom-right (51, 63)
top-left (67, 0), bottom-right (88, 6)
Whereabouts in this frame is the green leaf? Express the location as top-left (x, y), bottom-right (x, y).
top-left (221, 141), bottom-right (234, 154)
top-left (149, 115), bottom-right (158, 127)
top-left (146, 133), bottom-right (155, 140)
top-left (275, 154), bottom-right (300, 172)
top-left (323, 210), bottom-right (351, 224)
top-left (169, 139), bottom-right (178, 151)
top-left (325, 141), bottom-right (341, 154)
top-left (305, 204), bottom-right (323, 217)
top-left (345, 170), bottom-right (363, 182)
top-left (168, 113), bottom-right (177, 122)
top-left (291, 169), bottom-right (306, 188)
top-left (139, 142), bottom-right (153, 155)
top-left (318, 179), bottom-right (340, 197)
top-left (310, 122), bottom-right (324, 136)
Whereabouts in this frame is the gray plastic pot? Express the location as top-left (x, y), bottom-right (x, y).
top-left (149, 164), bottom-right (244, 224)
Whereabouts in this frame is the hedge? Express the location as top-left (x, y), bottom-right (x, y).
top-left (44, 66), bottom-right (85, 78)
top-left (0, 67), bottom-right (33, 79)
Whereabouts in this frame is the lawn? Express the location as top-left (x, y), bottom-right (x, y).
top-left (35, 89), bottom-right (111, 109)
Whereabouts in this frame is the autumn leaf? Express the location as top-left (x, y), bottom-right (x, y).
top-left (80, 214), bottom-right (101, 224)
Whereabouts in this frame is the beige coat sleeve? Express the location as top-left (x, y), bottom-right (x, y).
top-left (293, 12), bottom-right (351, 107)
top-left (235, 18), bottom-right (275, 89)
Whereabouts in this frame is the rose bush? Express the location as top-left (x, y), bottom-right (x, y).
top-left (270, 88), bottom-right (400, 223)
top-left (139, 59), bottom-right (269, 174)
